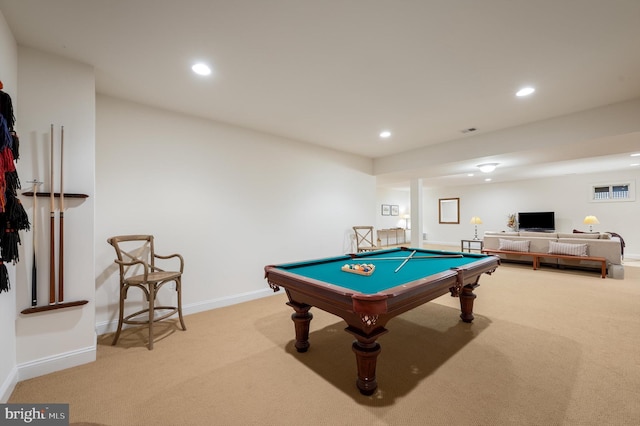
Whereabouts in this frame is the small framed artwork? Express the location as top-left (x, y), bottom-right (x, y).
top-left (391, 205), bottom-right (399, 216)
top-left (381, 204), bottom-right (391, 216)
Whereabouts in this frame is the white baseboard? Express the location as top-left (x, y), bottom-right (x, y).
top-left (94, 287), bottom-right (276, 336)
top-left (0, 366), bottom-right (18, 403)
top-left (17, 345), bottom-right (96, 382)
top-left (12, 288), bottom-right (276, 388)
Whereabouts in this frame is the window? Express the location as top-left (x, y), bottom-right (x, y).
top-left (590, 181), bottom-right (635, 202)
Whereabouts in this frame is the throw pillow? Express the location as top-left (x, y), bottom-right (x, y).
top-left (498, 239), bottom-right (530, 252)
top-left (548, 241), bottom-right (588, 256)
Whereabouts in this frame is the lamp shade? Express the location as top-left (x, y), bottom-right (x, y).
top-left (470, 216), bottom-right (483, 224)
top-left (583, 215), bottom-right (599, 225)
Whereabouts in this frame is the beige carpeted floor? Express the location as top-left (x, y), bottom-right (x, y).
top-left (8, 261), bottom-right (640, 426)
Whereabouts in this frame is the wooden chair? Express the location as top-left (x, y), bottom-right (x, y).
top-left (353, 226), bottom-right (378, 252)
top-left (107, 235), bottom-right (186, 350)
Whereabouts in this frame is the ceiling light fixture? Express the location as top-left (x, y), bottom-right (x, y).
top-left (516, 87), bottom-right (535, 97)
top-left (191, 63), bottom-right (212, 76)
top-left (477, 163), bottom-right (498, 173)
top-left (379, 131), bottom-right (391, 138)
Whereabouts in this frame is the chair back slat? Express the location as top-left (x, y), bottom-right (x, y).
top-left (352, 226), bottom-right (377, 252)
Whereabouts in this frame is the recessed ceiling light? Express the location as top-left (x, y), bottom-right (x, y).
top-left (631, 163), bottom-right (639, 167)
top-left (467, 173), bottom-right (474, 177)
top-left (631, 153), bottom-right (640, 157)
top-left (192, 63), bottom-right (212, 76)
top-left (379, 131), bottom-right (391, 138)
top-left (484, 178), bottom-right (492, 182)
top-left (516, 87), bottom-right (535, 97)
top-left (477, 163), bottom-right (499, 173)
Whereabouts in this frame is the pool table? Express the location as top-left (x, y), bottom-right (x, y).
top-left (264, 247), bottom-right (499, 395)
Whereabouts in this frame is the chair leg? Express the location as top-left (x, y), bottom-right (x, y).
top-left (148, 284), bottom-right (155, 350)
top-left (112, 286), bottom-right (126, 346)
top-left (176, 278), bottom-right (186, 331)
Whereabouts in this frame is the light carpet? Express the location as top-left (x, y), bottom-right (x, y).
top-left (9, 263), bottom-right (640, 425)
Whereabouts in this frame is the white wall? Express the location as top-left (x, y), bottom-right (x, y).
top-left (13, 47), bottom-right (96, 379)
top-left (421, 170), bottom-right (639, 257)
top-left (94, 95), bottom-right (376, 332)
top-left (0, 8), bottom-right (18, 403)
top-left (376, 187), bottom-right (410, 230)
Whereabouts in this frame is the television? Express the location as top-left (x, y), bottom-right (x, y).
top-left (518, 211), bottom-right (555, 231)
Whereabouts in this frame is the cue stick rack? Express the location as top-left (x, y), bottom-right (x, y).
top-left (22, 191), bottom-right (89, 199)
top-left (19, 124), bottom-right (90, 315)
top-left (20, 191), bottom-right (89, 314)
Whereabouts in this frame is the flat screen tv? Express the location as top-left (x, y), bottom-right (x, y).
top-left (518, 211), bottom-right (555, 231)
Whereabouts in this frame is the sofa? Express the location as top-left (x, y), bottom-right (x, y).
top-left (482, 231), bottom-right (624, 279)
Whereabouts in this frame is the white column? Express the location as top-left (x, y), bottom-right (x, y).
top-left (409, 178), bottom-right (423, 247)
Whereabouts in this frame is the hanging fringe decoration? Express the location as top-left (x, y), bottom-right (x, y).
top-left (0, 118), bottom-right (12, 212)
top-left (0, 116), bottom-right (12, 151)
top-left (0, 260), bottom-right (9, 293)
top-left (1, 147), bottom-right (20, 195)
top-left (0, 82), bottom-right (25, 294)
top-left (10, 130), bottom-right (19, 160)
top-left (1, 225), bottom-right (21, 264)
top-left (0, 88), bottom-right (16, 130)
top-left (5, 195), bottom-right (30, 231)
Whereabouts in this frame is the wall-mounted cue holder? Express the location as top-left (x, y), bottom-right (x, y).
top-left (20, 299), bottom-right (88, 314)
top-left (19, 191), bottom-right (89, 315)
top-left (20, 191), bottom-right (89, 314)
top-left (19, 124), bottom-right (90, 314)
top-left (22, 192), bottom-right (89, 199)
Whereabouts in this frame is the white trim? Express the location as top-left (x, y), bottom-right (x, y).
top-left (0, 366), bottom-right (18, 403)
top-left (624, 253), bottom-right (640, 260)
top-left (17, 345), bottom-right (96, 382)
top-left (94, 288), bottom-right (276, 336)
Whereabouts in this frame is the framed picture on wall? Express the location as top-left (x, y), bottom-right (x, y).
top-left (381, 204), bottom-right (391, 215)
top-left (391, 205), bottom-right (399, 216)
top-left (438, 197), bottom-right (460, 224)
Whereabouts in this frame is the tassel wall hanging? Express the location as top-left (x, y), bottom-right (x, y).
top-left (0, 80), bottom-right (29, 293)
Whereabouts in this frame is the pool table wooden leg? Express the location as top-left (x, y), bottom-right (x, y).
top-left (287, 301), bottom-right (313, 353)
top-left (459, 283), bottom-right (479, 323)
top-left (346, 326), bottom-right (388, 395)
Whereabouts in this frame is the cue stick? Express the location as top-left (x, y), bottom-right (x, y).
top-left (359, 255), bottom-right (464, 261)
top-left (394, 250), bottom-right (416, 273)
top-left (31, 180), bottom-right (39, 307)
top-left (58, 125), bottom-right (64, 303)
top-left (49, 124), bottom-right (56, 305)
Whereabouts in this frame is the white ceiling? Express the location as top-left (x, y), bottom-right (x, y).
top-left (1, 0), bottom-right (639, 188)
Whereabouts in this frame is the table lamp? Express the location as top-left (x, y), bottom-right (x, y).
top-left (470, 216), bottom-right (482, 240)
top-left (402, 214), bottom-right (410, 230)
top-left (583, 215), bottom-right (599, 232)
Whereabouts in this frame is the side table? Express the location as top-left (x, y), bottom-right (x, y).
top-left (461, 239), bottom-right (483, 253)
